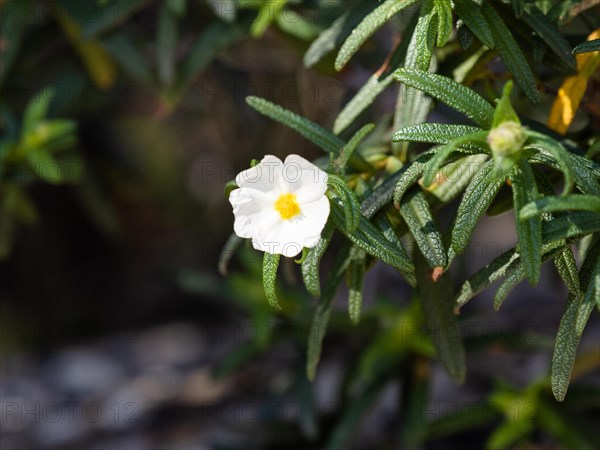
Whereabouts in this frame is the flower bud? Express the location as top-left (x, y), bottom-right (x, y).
top-left (487, 121), bottom-right (527, 159)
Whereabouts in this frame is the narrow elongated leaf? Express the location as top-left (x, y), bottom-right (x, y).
top-left (328, 175), bottom-right (361, 233)
top-left (542, 212), bottom-right (600, 244)
top-left (347, 246), bottom-right (367, 324)
top-left (510, 159), bottom-right (542, 285)
top-left (422, 131), bottom-right (489, 187)
top-left (302, 221), bottom-right (335, 297)
top-left (307, 244), bottom-right (351, 380)
top-left (303, 2), bottom-right (377, 68)
top-left (175, 23), bottom-right (240, 98)
top-left (393, 123), bottom-right (483, 144)
top-left (394, 69), bottom-right (495, 128)
top-left (482, 3), bottom-right (540, 104)
top-left (335, 0), bottom-right (420, 71)
top-left (333, 75), bottom-right (394, 134)
top-left (453, 0), bottom-right (495, 48)
top-left (433, 0), bottom-right (453, 47)
top-left (334, 123), bottom-right (375, 174)
top-left (451, 160), bottom-right (505, 255)
top-left (456, 249), bottom-right (519, 307)
top-left (521, 195), bottom-right (600, 219)
top-left (554, 248), bottom-right (581, 297)
top-left (82, 0), bottom-right (147, 38)
top-left (393, 152), bottom-right (435, 207)
top-left (493, 265), bottom-right (526, 310)
top-left (414, 0), bottom-right (438, 71)
top-left (332, 202), bottom-right (416, 284)
top-left (246, 96), bottom-right (344, 154)
top-left (573, 39), bottom-right (600, 54)
top-left (218, 233), bottom-right (243, 276)
top-left (263, 252), bottom-right (281, 309)
top-left (427, 155), bottom-right (490, 203)
top-left (157, 3), bottom-right (178, 88)
top-left (22, 88), bottom-right (55, 133)
top-left (551, 293), bottom-right (582, 401)
top-left (399, 191), bottom-right (447, 268)
top-left (522, 8), bottom-right (576, 69)
top-left (392, 16), bottom-right (435, 158)
top-left (567, 153), bottom-right (600, 196)
top-left (416, 253), bottom-right (466, 383)
top-left (102, 34), bottom-right (152, 82)
top-left (575, 239), bottom-right (600, 335)
top-left (525, 133), bottom-right (575, 195)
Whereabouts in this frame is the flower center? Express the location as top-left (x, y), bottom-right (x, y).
top-left (274, 193), bottom-right (301, 220)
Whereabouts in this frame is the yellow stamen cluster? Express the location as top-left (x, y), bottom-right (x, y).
top-left (274, 193), bottom-right (301, 220)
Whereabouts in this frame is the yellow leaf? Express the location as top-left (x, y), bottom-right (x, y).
top-left (54, 5), bottom-right (117, 90)
top-left (548, 29), bottom-right (600, 134)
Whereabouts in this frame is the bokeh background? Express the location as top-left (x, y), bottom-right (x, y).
top-left (1, 1), bottom-right (599, 449)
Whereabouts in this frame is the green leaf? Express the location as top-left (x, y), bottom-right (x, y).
top-left (302, 221), bottom-right (335, 297)
top-left (525, 133), bottom-right (575, 195)
top-left (393, 123), bottom-right (483, 144)
top-left (393, 68), bottom-right (495, 128)
top-left (334, 123), bottom-right (375, 174)
top-left (573, 39), bottom-right (600, 55)
top-left (422, 131), bottom-right (489, 187)
top-left (493, 264), bottom-right (526, 310)
top-left (542, 212), bottom-right (600, 244)
top-left (453, 0), bottom-right (495, 49)
top-left (456, 249), bottom-right (519, 307)
top-left (22, 88), bottom-right (56, 133)
top-left (554, 248), bottom-right (581, 297)
top-left (399, 190), bottom-right (447, 268)
top-left (303, 2), bottom-right (377, 68)
top-left (482, 3), bottom-right (540, 104)
top-left (263, 252), bottom-right (281, 309)
top-left (414, 0), bottom-right (438, 71)
top-left (510, 159), bottom-right (542, 285)
top-left (492, 81), bottom-right (520, 127)
top-left (327, 175), bottom-right (361, 233)
top-left (433, 0), bottom-right (453, 47)
top-left (393, 153), bottom-right (433, 207)
top-left (416, 253), bottom-right (466, 384)
top-left (218, 233), bottom-right (243, 276)
top-left (307, 244), bottom-right (351, 380)
top-left (392, 19), bottom-right (435, 159)
top-left (157, 3), bottom-right (178, 88)
top-left (335, 0), bottom-right (420, 71)
top-left (25, 149), bottom-right (64, 184)
top-left (82, 0), bottom-right (147, 38)
top-left (567, 153), bottom-right (600, 196)
top-left (102, 34), bottom-right (152, 83)
top-left (251, 0), bottom-right (287, 38)
top-left (451, 160), bottom-right (505, 255)
top-left (551, 293), bottom-right (582, 401)
top-left (347, 246), bottom-right (367, 324)
top-left (522, 7), bottom-right (577, 69)
top-left (333, 74), bottom-right (395, 135)
top-left (246, 96), bottom-right (344, 154)
top-left (331, 202), bottom-right (416, 285)
top-left (174, 23), bottom-right (240, 98)
top-left (521, 195), bottom-right (600, 219)
top-left (575, 239), bottom-right (600, 335)
top-left (426, 154), bottom-right (489, 203)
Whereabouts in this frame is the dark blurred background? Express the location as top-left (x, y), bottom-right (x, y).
top-left (1, 1), bottom-right (599, 449)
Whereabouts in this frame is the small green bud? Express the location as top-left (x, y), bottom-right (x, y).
top-left (487, 121), bottom-right (527, 159)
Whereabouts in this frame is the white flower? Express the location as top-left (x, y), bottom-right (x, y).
top-left (229, 154), bottom-right (330, 257)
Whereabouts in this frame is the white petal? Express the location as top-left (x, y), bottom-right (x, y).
top-left (229, 188), bottom-right (277, 238)
top-left (280, 154), bottom-right (328, 203)
top-left (235, 155), bottom-right (283, 194)
top-left (251, 196), bottom-right (330, 256)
